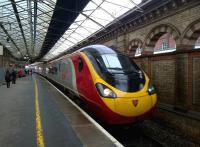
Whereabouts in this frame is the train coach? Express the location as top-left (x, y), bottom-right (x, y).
top-left (39, 45), bottom-right (157, 124)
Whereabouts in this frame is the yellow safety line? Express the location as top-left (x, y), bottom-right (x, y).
top-left (35, 80), bottom-right (45, 147)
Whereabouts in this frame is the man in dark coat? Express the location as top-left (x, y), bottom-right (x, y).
top-left (11, 69), bottom-right (17, 84)
top-left (5, 70), bottom-right (11, 88)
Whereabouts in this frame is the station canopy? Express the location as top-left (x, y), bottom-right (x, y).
top-left (43, 0), bottom-right (142, 61)
top-left (0, 0), bottom-right (142, 61)
top-left (0, 0), bottom-right (57, 60)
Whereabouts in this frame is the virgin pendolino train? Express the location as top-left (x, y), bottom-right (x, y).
top-left (36, 45), bottom-right (157, 124)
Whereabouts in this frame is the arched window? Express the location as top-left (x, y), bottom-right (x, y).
top-left (195, 36), bottom-right (200, 49)
top-left (135, 47), bottom-right (142, 57)
top-left (154, 33), bottom-right (176, 54)
top-left (128, 39), bottom-right (143, 57)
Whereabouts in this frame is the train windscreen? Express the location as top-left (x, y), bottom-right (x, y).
top-left (98, 54), bottom-right (139, 74)
top-left (85, 51), bottom-right (145, 92)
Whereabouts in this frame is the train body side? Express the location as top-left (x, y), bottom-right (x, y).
top-left (46, 54), bottom-right (121, 123)
top-left (43, 45), bottom-right (157, 124)
top-left (47, 56), bottom-right (78, 95)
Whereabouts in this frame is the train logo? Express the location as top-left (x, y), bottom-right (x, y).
top-left (132, 99), bottom-right (138, 107)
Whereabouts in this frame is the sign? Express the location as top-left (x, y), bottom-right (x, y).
top-left (0, 46), bottom-right (3, 55)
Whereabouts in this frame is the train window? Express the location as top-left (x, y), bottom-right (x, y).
top-left (78, 58), bottom-right (83, 72)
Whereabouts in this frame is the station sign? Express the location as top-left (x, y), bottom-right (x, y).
top-left (0, 45), bottom-right (3, 55)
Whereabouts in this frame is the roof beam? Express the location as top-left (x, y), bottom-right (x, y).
top-left (37, 0), bottom-right (90, 60)
top-left (128, 0), bottom-right (143, 12)
top-left (33, 0), bottom-right (37, 54)
top-left (91, 0), bottom-right (121, 25)
top-left (10, 0), bottom-right (30, 57)
top-left (0, 0), bottom-right (24, 8)
top-left (0, 23), bottom-right (23, 57)
top-left (27, 0), bottom-right (33, 54)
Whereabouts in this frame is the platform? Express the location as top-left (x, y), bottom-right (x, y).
top-left (0, 74), bottom-right (121, 147)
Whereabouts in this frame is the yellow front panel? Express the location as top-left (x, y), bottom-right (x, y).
top-left (115, 96), bottom-right (151, 116)
top-left (102, 94), bottom-right (156, 117)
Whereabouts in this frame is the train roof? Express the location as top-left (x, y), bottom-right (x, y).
top-left (48, 44), bottom-right (124, 64)
top-left (78, 44), bottom-right (122, 55)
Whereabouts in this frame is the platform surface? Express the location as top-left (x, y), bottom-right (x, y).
top-left (0, 74), bottom-right (118, 147)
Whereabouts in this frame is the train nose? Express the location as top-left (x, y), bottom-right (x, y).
top-left (114, 94), bottom-right (157, 117)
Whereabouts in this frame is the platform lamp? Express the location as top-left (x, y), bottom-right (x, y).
top-left (24, 55), bottom-right (29, 60)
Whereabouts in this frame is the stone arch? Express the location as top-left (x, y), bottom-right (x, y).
top-left (143, 24), bottom-right (181, 54)
top-left (127, 38), bottom-right (143, 56)
top-left (182, 18), bottom-right (200, 48)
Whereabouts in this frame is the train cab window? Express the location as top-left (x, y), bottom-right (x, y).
top-left (96, 58), bottom-right (106, 71)
top-left (78, 58), bottom-right (84, 72)
top-left (99, 54), bottom-right (139, 74)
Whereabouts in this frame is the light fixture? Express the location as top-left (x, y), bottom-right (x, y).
top-left (5, 44), bottom-right (10, 48)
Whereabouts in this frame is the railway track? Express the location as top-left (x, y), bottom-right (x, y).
top-left (101, 123), bottom-right (163, 147)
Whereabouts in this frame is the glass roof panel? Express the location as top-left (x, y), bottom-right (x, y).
top-left (44, 0), bottom-right (142, 60)
top-left (74, 14), bottom-right (87, 24)
top-left (82, 2), bottom-right (97, 12)
top-left (1, 0), bottom-right (142, 61)
top-left (0, 0), bottom-right (57, 59)
top-left (82, 18), bottom-right (102, 31)
top-left (89, 9), bottom-right (113, 26)
top-left (75, 27), bottom-right (92, 38)
top-left (70, 33), bottom-right (84, 41)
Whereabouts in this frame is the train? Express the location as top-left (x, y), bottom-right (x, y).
top-left (35, 45), bottom-right (157, 124)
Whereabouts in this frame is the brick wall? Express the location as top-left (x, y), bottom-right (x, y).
top-left (0, 47), bottom-right (16, 70)
top-left (191, 52), bottom-right (200, 112)
top-left (135, 54), bottom-right (176, 105)
top-left (151, 58), bottom-right (175, 105)
top-left (134, 50), bottom-right (200, 112)
top-left (193, 58), bottom-right (200, 105)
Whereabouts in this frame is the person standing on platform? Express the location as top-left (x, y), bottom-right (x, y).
top-left (30, 69), bottom-right (32, 75)
top-left (5, 70), bottom-right (11, 88)
top-left (11, 69), bottom-right (17, 84)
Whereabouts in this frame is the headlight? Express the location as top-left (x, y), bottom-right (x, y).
top-left (148, 83), bottom-right (156, 95)
top-left (96, 83), bottom-right (117, 98)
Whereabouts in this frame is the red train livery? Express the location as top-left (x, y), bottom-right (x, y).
top-left (38, 45), bottom-right (157, 124)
